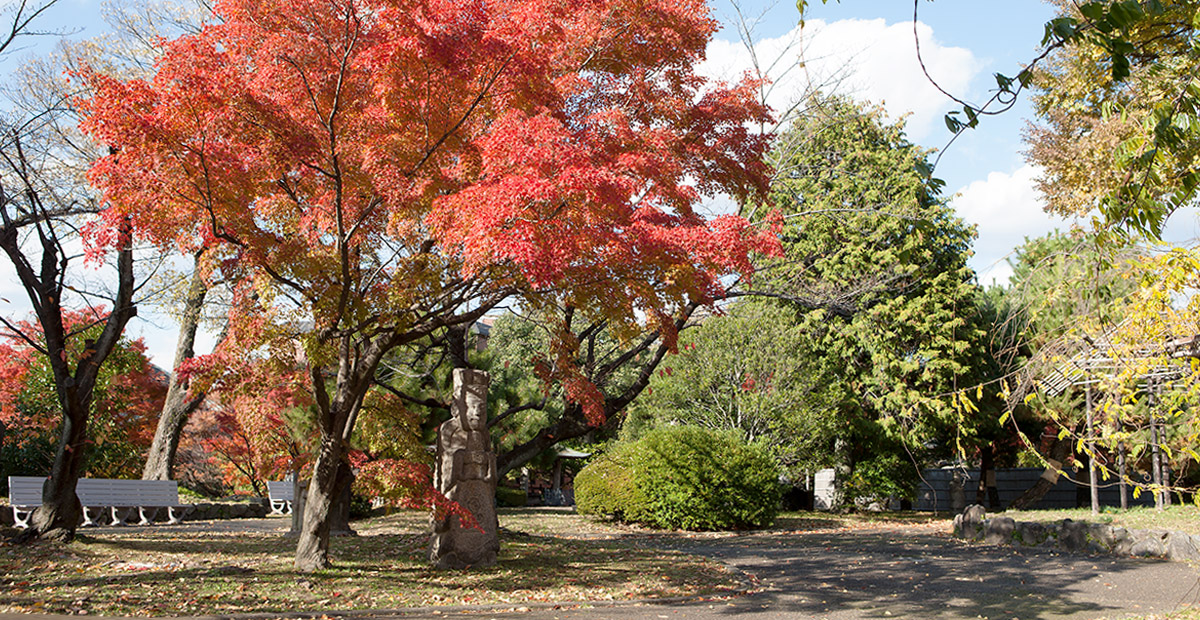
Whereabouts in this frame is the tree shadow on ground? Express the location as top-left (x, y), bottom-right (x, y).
top-left (650, 527), bottom-right (1200, 620)
top-left (0, 525), bottom-right (736, 615)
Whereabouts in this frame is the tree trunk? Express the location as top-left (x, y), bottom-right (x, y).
top-left (12, 218), bottom-right (137, 543)
top-left (1151, 411), bottom-right (1163, 510)
top-left (1118, 440), bottom-right (1128, 510)
top-left (975, 443), bottom-right (999, 509)
top-left (294, 432), bottom-right (346, 572)
top-left (1009, 436), bottom-right (1071, 511)
top-left (143, 256), bottom-right (210, 481)
top-left (30, 395), bottom-right (89, 542)
top-left (329, 461), bottom-right (356, 536)
top-left (1085, 386), bottom-right (1099, 515)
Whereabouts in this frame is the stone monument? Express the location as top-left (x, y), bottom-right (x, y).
top-left (429, 368), bottom-right (499, 569)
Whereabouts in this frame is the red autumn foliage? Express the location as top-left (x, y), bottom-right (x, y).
top-left (77, 0), bottom-right (780, 565)
top-left (0, 311), bottom-right (165, 479)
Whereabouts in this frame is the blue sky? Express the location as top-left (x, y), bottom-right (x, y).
top-left (702, 0), bottom-right (1068, 283)
top-left (2, 0), bottom-right (1193, 366)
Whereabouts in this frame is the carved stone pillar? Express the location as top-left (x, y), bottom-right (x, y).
top-left (429, 369), bottom-right (499, 569)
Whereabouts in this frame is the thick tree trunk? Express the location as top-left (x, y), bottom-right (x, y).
top-left (30, 396), bottom-right (89, 542)
top-left (143, 258), bottom-right (210, 481)
top-left (1009, 436), bottom-right (1071, 511)
top-left (329, 462), bottom-right (356, 536)
top-left (295, 433), bottom-right (346, 572)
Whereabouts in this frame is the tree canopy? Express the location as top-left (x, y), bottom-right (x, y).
top-left (80, 0), bottom-right (780, 570)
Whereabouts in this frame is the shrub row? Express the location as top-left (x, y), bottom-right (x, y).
top-left (575, 426), bottom-right (781, 530)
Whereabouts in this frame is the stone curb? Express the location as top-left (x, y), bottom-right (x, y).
top-left (952, 503), bottom-right (1200, 563)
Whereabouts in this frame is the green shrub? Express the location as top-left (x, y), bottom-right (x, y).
top-left (575, 441), bottom-right (651, 522)
top-left (842, 452), bottom-right (917, 506)
top-left (576, 426), bottom-right (781, 530)
top-left (349, 492), bottom-right (374, 519)
top-left (496, 486), bottom-right (527, 507)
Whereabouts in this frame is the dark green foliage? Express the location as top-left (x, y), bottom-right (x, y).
top-left (627, 301), bottom-right (839, 479)
top-left (576, 427), bottom-right (781, 530)
top-left (496, 487), bottom-right (528, 507)
top-left (349, 493), bottom-right (374, 520)
top-left (842, 452), bottom-right (917, 505)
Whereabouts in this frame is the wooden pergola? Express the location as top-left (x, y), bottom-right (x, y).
top-left (1031, 325), bottom-right (1200, 513)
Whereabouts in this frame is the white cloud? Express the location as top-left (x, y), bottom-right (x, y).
top-left (700, 18), bottom-right (981, 142)
top-left (950, 163), bottom-right (1074, 286)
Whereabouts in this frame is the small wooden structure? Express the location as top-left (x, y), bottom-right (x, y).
top-left (1031, 324), bottom-right (1200, 512)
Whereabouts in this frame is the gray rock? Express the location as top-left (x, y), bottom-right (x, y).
top-left (984, 516), bottom-right (1016, 545)
top-left (1108, 527), bottom-right (1133, 555)
top-left (1165, 531), bottom-right (1200, 562)
top-left (954, 504), bottom-right (987, 540)
top-left (1058, 519), bottom-right (1088, 552)
top-left (1084, 523), bottom-right (1117, 553)
top-left (1014, 521), bottom-right (1049, 546)
top-left (1130, 532), bottom-right (1167, 557)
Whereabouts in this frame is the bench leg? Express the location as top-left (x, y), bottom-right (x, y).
top-left (81, 506), bottom-right (100, 527)
top-left (165, 506), bottom-right (187, 525)
top-left (137, 507), bottom-right (159, 526)
top-left (109, 506), bottom-right (130, 526)
top-left (269, 499), bottom-right (290, 515)
top-left (12, 506), bottom-right (31, 529)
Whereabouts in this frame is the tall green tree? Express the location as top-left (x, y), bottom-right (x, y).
top-left (762, 95), bottom-right (980, 430)
top-left (747, 95), bottom-right (982, 502)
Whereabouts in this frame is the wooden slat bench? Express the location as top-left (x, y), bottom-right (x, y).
top-left (7, 476), bottom-right (190, 527)
top-left (266, 480), bottom-right (296, 515)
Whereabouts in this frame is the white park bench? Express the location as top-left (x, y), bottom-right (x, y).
top-left (266, 480), bottom-right (295, 515)
top-left (8, 476), bottom-right (189, 528)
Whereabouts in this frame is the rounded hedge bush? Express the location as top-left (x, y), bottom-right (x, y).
top-left (575, 426), bottom-right (781, 530)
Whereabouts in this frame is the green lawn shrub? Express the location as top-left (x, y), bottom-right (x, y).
top-left (576, 426), bottom-right (781, 530)
top-left (574, 440), bottom-right (651, 523)
top-left (496, 486), bottom-right (528, 507)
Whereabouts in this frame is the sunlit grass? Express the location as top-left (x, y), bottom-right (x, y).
top-left (1002, 505), bottom-right (1200, 535)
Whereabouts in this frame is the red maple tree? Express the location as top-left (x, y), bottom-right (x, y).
top-left (80, 0), bottom-right (777, 570)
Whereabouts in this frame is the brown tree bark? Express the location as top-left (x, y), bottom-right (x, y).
top-left (328, 461), bottom-right (356, 536)
top-left (295, 433), bottom-right (344, 571)
top-left (1008, 435), bottom-right (1072, 511)
top-left (975, 443), bottom-right (1000, 509)
top-left (143, 253), bottom-right (212, 481)
top-left (3, 215), bottom-right (138, 542)
top-left (294, 332), bottom-right (392, 572)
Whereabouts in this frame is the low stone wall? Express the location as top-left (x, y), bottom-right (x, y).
top-left (182, 500), bottom-right (271, 522)
top-left (0, 499), bottom-right (273, 527)
top-left (953, 504), bottom-right (1200, 563)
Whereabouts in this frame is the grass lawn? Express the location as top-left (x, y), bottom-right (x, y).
top-left (1001, 505), bottom-right (1200, 536)
top-left (0, 508), bottom-right (745, 616)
